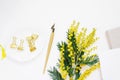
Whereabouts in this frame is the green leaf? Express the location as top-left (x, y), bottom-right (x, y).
top-left (57, 42), bottom-right (62, 51)
top-left (81, 55), bottom-right (99, 66)
top-left (48, 67), bottom-right (64, 80)
top-left (68, 67), bottom-right (74, 77)
top-left (75, 72), bottom-right (81, 80)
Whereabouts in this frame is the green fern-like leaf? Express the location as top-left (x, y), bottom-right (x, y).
top-left (81, 55), bottom-right (99, 66)
top-left (48, 67), bottom-right (64, 80)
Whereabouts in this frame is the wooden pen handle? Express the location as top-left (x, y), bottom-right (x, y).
top-left (43, 31), bottom-right (54, 74)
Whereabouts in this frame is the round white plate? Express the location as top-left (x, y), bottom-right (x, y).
top-left (0, 27), bottom-right (47, 63)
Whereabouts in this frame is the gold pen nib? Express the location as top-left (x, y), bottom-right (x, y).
top-left (51, 24), bottom-right (55, 32)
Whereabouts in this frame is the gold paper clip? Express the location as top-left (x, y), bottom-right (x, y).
top-left (10, 37), bottom-right (17, 48)
top-left (17, 39), bottom-right (24, 51)
top-left (26, 34), bottom-right (39, 52)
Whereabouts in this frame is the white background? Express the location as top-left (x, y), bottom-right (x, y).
top-left (0, 0), bottom-right (120, 80)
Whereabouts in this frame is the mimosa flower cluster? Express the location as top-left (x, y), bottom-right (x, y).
top-left (48, 21), bottom-right (100, 80)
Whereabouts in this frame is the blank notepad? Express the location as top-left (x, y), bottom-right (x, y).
top-left (100, 49), bottom-right (120, 80)
top-left (106, 27), bottom-right (120, 49)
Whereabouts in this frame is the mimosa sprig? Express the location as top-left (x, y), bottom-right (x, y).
top-left (48, 21), bottom-right (100, 80)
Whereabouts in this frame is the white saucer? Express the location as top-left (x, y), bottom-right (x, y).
top-left (0, 27), bottom-right (47, 63)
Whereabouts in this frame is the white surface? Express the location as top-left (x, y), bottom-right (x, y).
top-left (99, 48), bottom-right (120, 80)
top-left (0, 0), bottom-right (120, 80)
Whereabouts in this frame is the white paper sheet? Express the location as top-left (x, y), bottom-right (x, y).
top-left (99, 48), bottom-right (120, 80)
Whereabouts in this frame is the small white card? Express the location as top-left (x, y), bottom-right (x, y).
top-left (99, 48), bottom-right (120, 80)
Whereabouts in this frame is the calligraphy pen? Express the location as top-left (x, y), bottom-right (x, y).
top-left (43, 24), bottom-right (55, 74)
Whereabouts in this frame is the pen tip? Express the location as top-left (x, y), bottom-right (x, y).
top-left (51, 24), bottom-right (55, 32)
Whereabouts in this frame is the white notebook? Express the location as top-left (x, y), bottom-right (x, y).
top-left (99, 48), bottom-right (120, 80)
top-left (106, 27), bottom-right (120, 49)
